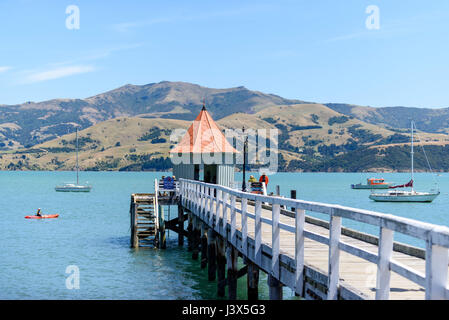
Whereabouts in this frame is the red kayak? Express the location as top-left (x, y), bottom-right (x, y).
top-left (25, 214), bottom-right (59, 219)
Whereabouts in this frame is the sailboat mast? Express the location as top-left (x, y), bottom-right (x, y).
top-left (411, 121), bottom-right (414, 192)
top-left (76, 128), bottom-right (79, 185)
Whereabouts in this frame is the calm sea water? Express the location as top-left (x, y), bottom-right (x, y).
top-left (1, 171), bottom-right (447, 299)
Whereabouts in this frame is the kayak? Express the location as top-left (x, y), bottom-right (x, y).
top-left (25, 214), bottom-right (59, 219)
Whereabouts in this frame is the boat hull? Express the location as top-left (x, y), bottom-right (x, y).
top-left (369, 192), bottom-right (440, 202)
top-left (55, 186), bottom-right (91, 192)
top-left (25, 214), bottom-right (59, 219)
top-left (351, 184), bottom-right (392, 189)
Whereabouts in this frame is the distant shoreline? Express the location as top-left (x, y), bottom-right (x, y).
top-left (0, 169), bottom-right (444, 173)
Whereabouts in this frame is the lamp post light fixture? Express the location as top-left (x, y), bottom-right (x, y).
top-left (242, 126), bottom-right (248, 192)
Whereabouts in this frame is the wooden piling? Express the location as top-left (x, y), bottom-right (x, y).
top-left (290, 190), bottom-right (297, 212)
top-left (178, 205), bottom-right (184, 247)
top-left (227, 246), bottom-right (238, 300)
top-left (201, 224), bottom-right (208, 269)
top-left (247, 262), bottom-right (259, 300)
top-left (267, 274), bottom-right (283, 300)
top-left (207, 229), bottom-right (217, 281)
top-left (192, 216), bottom-right (200, 260)
top-left (130, 200), bottom-right (138, 248)
top-left (158, 205), bottom-right (166, 249)
top-left (187, 213), bottom-right (193, 252)
top-left (217, 237), bottom-right (226, 297)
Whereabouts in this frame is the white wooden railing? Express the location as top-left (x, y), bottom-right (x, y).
top-left (179, 178), bottom-right (449, 300)
top-left (154, 179), bottom-right (159, 230)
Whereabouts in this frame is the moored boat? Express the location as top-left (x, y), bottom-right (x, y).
top-left (55, 183), bottom-right (91, 192)
top-left (369, 121), bottom-right (439, 203)
top-left (369, 190), bottom-right (439, 202)
top-left (351, 178), bottom-right (393, 189)
top-left (55, 128), bottom-right (92, 193)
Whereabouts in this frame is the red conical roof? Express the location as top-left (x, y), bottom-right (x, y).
top-left (170, 107), bottom-right (238, 154)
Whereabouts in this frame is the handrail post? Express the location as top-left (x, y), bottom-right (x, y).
top-left (295, 207), bottom-right (305, 296)
top-left (195, 183), bottom-right (199, 215)
top-left (230, 195), bottom-right (237, 245)
top-left (425, 238), bottom-right (449, 299)
top-left (272, 203), bottom-right (280, 279)
top-left (209, 187), bottom-right (215, 227)
top-left (204, 186), bottom-right (209, 221)
top-left (194, 184), bottom-right (199, 215)
top-left (241, 197), bottom-right (248, 256)
top-left (262, 182), bottom-right (268, 205)
top-left (376, 227), bottom-right (394, 300)
top-left (327, 213), bottom-right (341, 300)
top-left (154, 179), bottom-right (159, 231)
top-left (222, 192), bottom-right (229, 237)
top-left (214, 189), bottom-right (222, 233)
top-left (255, 200), bottom-right (262, 265)
top-left (200, 185), bottom-right (205, 219)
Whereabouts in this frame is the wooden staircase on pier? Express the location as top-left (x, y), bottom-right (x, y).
top-left (130, 193), bottom-right (159, 248)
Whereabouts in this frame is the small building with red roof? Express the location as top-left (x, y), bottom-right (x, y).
top-left (170, 103), bottom-right (239, 187)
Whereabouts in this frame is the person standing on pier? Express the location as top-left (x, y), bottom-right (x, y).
top-left (259, 173), bottom-right (269, 187)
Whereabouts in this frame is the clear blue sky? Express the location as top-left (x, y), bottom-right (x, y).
top-left (1, 0), bottom-right (449, 108)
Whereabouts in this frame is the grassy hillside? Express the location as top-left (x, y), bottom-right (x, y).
top-left (326, 103), bottom-right (449, 134)
top-left (0, 117), bottom-right (189, 171)
top-left (2, 103), bottom-right (448, 172)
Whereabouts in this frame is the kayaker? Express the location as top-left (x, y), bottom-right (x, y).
top-left (248, 175), bottom-right (257, 183)
top-left (36, 208), bottom-right (42, 217)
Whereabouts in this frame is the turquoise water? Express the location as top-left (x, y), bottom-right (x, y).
top-left (242, 171), bottom-right (448, 248)
top-left (1, 171), bottom-right (447, 299)
top-left (0, 171), bottom-right (276, 300)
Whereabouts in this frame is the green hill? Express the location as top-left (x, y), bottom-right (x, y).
top-left (2, 103), bottom-right (448, 172)
top-left (326, 103), bottom-right (449, 134)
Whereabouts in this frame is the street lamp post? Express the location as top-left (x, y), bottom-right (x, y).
top-left (242, 126), bottom-right (248, 192)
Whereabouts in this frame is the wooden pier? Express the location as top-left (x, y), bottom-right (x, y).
top-left (130, 178), bottom-right (449, 300)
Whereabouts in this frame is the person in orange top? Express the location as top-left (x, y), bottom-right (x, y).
top-left (259, 174), bottom-right (269, 186)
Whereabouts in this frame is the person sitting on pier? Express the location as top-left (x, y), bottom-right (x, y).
top-left (36, 208), bottom-right (42, 217)
top-left (163, 176), bottom-right (174, 190)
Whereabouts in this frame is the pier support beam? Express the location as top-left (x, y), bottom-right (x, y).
top-left (178, 206), bottom-right (184, 247)
top-left (207, 229), bottom-right (217, 281)
top-left (187, 213), bottom-right (193, 252)
top-left (227, 246), bottom-right (238, 300)
top-left (201, 224), bottom-right (208, 269)
top-left (217, 238), bottom-right (227, 297)
top-left (192, 216), bottom-right (200, 260)
top-left (130, 201), bottom-right (138, 248)
top-left (290, 190), bottom-right (297, 212)
top-left (158, 205), bottom-right (166, 249)
top-left (268, 274), bottom-right (283, 300)
top-left (247, 262), bottom-right (259, 300)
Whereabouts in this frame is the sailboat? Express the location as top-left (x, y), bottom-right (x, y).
top-left (369, 121), bottom-right (439, 202)
top-left (55, 129), bottom-right (92, 192)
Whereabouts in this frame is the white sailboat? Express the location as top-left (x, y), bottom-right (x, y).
top-left (55, 129), bottom-right (92, 192)
top-left (369, 121), bottom-right (439, 202)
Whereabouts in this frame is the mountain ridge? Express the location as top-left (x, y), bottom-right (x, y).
top-left (1, 80), bottom-right (449, 172)
top-left (0, 81), bottom-right (304, 148)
